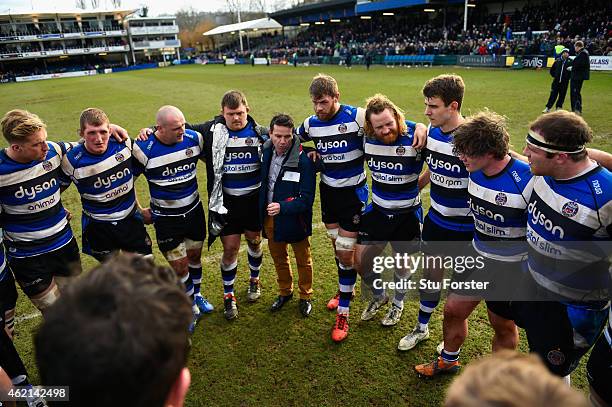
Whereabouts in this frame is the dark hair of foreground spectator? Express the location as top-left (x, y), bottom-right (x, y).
top-left (34, 253), bottom-right (192, 407)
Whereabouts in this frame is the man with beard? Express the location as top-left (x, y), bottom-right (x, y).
top-left (355, 94), bottom-right (424, 328)
top-left (297, 74), bottom-right (426, 342)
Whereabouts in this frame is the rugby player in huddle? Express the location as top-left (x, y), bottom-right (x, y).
top-left (137, 92), bottom-right (268, 321)
top-left (398, 75), bottom-right (473, 353)
top-left (133, 105), bottom-right (213, 332)
top-left (355, 95), bottom-right (425, 328)
top-left (61, 108), bottom-right (153, 262)
top-left (517, 111), bottom-right (611, 388)
top-left (415, 110), bottom-right (533, 376)
top-left (179, 91), bottom-right (268, 321)
top-left (0, 109), bottom-right (126, 312)
top-left (297, 75), bottom-right (427, 342)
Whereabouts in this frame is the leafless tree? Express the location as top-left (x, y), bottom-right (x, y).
top-left (249, 0), bottom-right (266, 12)
top-left (176, 7), bottom-right (204, 32)
top-left (225, 0), bottom-right (240, 14)
top-left (111, 0), bottom-right (122, 8)
top-left (75, 0), bottom-right (87, 9)
top-left (90, 0), bottom-right (100, 9)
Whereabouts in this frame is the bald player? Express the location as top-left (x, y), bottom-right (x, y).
top-left (133, 106), bottom-right (213, 333)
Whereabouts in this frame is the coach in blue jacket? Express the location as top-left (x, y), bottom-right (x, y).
top-left (259, 113), bottom-right (316, 316)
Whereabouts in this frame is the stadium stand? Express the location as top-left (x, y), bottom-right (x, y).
top-left (215, 0), bottom-right (610, 62)
top-left (0, 10), bottom-right (181, 81)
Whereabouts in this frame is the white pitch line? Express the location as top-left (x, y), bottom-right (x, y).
top-left (15, 311), bottom-right (41, 323)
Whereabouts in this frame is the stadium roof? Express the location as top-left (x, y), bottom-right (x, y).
top-left (354, 0), bottom-right (466, 13)
top-left (355, 0), bottom-right (428, 14)
top-left (0, 9), bottom-right (137, 19)
top-left (269, 0), bottom-right (356, 25)
top-left (203, 17), bottom-right (282, 36)
top-left (270, 0), bottom-right (355, 18)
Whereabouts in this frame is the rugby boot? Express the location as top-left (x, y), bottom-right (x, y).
top-left (331, 313), bottom-right (349, 342)
top-left (415, 356), bottom-right (460, 377)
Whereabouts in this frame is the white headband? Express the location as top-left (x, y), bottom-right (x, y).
top-left (526, 130), bottom-right (585, 154)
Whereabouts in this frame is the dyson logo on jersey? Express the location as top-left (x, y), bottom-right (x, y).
top-left (425, 155), bottom-right (461, 173)
top-left (94, 168), bottom-right (131, 189)
top-left (367, 157), bottom-right (403, 171)
top-left (224, 151), bottom-right (253, 161)
top-left (470, 200), bottom-right (504, 222)
top-left (527, 200), bottom-right (565, 239)
top-left (162, 162), bottom-right (196, 177)
top-left (15, 178), bottom-right (57, 200)
top-left (316, 139), bottom-right (348, 153)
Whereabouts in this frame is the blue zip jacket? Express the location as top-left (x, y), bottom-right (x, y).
top-left (259, 135), bottom-right (315, 243)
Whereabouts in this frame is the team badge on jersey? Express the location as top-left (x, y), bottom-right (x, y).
top-left (245, 137), bottom-right (254, 146)
top-left (115, 153), bottom-right (124, 162)
top-left (42, 161), bottom-right (53, 171)
top-left (338, 123), bottom-right (348, 133)
top-left (561, 201), bottom-right (579, 217)
top-left (495, 192), bottom-right (508, 206)
top-left (352, 214), bottom-right (360, 224)
top-left (396, 146), bottom-right (406, 156)
top-left (185, 148), bottom-right (193, 157)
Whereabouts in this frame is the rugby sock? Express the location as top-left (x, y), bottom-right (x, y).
top-left (1, 328), bottom-right (29, 386)
top-left (189, 263), bottom-right (202, 296)
top-left (441, 348), bottom-right (460, 363)
top-left (181, 273), bottom-right (194, 298)
top-left (392, 271), bottom-right (408, 309)
top-left (417, 289), bottom-right (441, 330)
top-left (221, 261), bottom-right (238, 297)
top-left (337, 263), bottom-right (357, 315)
top-left (362, 271), bottom-right (385, 299)
top-left (4, 310), bottom-right (15, 338)
top-left (247, 245), bottom-right (263, 280)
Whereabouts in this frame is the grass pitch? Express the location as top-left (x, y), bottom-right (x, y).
top-left (1, 64), bottom-right (611, 406)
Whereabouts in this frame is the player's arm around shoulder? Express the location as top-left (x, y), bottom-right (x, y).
top-left (59, 145), bottom-right (76, 192)
top-left (587, 148), bottom-right (612, 171)
top-left (297, 116), bottom-right (312, 143)
top-left (186, 119), bottom-right (214, 135)
top-left (410, 121), bottom-right (428, 150)
top-left (191, 120), bottom-right (216, 161)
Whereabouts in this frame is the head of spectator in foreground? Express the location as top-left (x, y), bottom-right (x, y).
top-left (422, 74), bottom-right (465, 129)
top-left (452, 110), bottom-right (510, 173)
top-left (363, 93), bottom-right (407, 145)
top-left (444, 350), bottom-right (588, 407)
top-left (309, 73), bottom-right (340, 121)
top-left (35, 253), bottom-right (192, 407)
top-left (221, 90), bottom-right (249, 131)
top-left (79, 108), bottom-right (111, 155)
top-left (1, 109), bottom-right (49, 162)
top-left (156, 105), bottom-right (186, 145)
top-left (269, 113), bottom-right (295, 156)
top-left (524, 110), bottom-right (592, 177)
